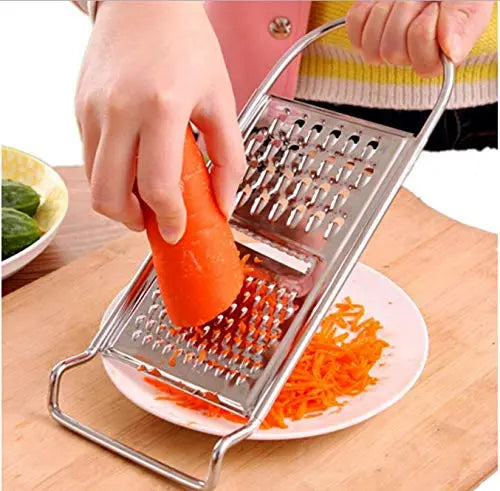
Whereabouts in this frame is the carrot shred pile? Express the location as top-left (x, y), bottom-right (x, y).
top-left (144, 297), bottom-right (389, 429)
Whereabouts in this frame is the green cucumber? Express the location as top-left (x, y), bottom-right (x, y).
top-left (2, 179), bottom-right (41, 217)
top-left (2, 207), bottom-right (42, 260)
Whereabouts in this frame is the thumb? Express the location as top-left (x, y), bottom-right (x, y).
top-left (437, 1), bottom-right (493, 64)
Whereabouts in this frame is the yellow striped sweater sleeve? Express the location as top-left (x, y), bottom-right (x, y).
top-left (297, 1), bottom-right (498, 109)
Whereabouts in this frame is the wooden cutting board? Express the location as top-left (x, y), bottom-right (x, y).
top-left (2, 189), bottom-right (497, 491)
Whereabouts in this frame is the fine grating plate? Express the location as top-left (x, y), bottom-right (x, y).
top-left (101, 263), bottom-right (428, 441)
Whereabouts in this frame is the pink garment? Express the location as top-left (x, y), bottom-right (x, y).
top-left (205, 1), bottom-right (311, 112)
top-left (73, 1), bottom-right (312, 111)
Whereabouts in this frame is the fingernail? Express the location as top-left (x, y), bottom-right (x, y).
top-left (159, 225), bottom-right (183, 244)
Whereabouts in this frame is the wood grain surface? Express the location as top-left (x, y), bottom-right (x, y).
top-left (2, 167), bottom-right (127, 296)
top-left (2, 189), bottom-right (497, 491)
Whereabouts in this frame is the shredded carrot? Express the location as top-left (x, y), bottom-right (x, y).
top-left (168, 349), bottom-right (180, 367)
top-left (145, 297), bottom-right (389, 429)
top-left (240, 253), bottom-right (271, 281)
top-left (240, 254), bottom-right (250, 267)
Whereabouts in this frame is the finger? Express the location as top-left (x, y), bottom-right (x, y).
top-left (91, 121), bottom-right (144, 232)
top-left (438, 1), bottom-right (494, 64)
top-left (361, 2), bottom-right (395, 64)
top-left (193, 100), bottom-right (246, 219)
top-left (407, 2), bottom-right (442, 78)
top-left (137, 111), bottom-right (188, 244)
top-left (346, 1), bottom-right (375, 50)
top-left (380, 1), bottom-right (426, 66)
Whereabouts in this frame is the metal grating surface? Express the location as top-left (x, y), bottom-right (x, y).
top-left (104, 95), bottom-right (414, 418)
top-left (106, 259), bottom-right (302, 416)
top-left (233, 96), bottom-right (412, 257)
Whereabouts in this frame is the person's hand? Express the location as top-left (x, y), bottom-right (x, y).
top-left (346, 1), bottom-right (494, 77)
top-left (76, 1), bottom-right (246, 244)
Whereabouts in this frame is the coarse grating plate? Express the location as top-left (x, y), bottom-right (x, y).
top-left (234, 96), bottom-right (412, 255)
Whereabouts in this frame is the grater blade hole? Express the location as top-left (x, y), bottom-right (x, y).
top-left (343, 134), bottom-right (360, 154)
top-left (362, 139), bottom-right (380, 159)
top-left (309, 124), bottom-right (324, 139)
top-left (323, 216), bottom-right (345, 239)
top-left (325, 128), bottom-right (342, 149)
top-left (354, 166), bottom-right (375, 188)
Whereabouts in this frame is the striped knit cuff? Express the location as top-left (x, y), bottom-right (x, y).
top-left (296, 75), bottom-right (498, 110)
top-left (297, 44), bottom-right (498, 110)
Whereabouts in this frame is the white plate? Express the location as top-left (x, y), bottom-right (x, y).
top-left (102, 263), bottom-right (428, 441)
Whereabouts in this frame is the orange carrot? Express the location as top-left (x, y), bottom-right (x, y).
top-left (144, 127), bottom-right (243, 327)
top-left (145, 298), bottom-right (389, 429)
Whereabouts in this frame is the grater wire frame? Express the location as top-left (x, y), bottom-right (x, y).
top-left (48, 17), bottom-right (454, 491)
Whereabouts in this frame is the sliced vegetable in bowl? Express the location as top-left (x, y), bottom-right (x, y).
top-left (2, 179), bottom-right (41, 217)
top-left (2, 207), bottom-right (42, 260)
top-left (1, 146), bottom-right (68, 279)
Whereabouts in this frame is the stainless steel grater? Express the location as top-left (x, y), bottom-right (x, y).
top-left (49, 18), bottom-right (454, 490)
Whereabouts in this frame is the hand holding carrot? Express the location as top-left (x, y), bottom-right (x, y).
top-left (346, 1), bottom-right (494, 77)
top-left (75, 1), bottom-right (246, 244)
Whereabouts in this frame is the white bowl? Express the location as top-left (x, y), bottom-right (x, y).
top-left (2, 146), bottom-right (69, 280)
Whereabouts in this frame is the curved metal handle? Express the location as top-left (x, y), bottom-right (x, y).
top-left (239, 17), bottom-right (455, 142)
top-left (48, 351), bottom-right (260, 490)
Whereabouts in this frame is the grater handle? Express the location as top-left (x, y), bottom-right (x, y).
top-left (48, 350), bottom-right (259, 490)
top-left (239, 17), bottom-right (455, 141)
